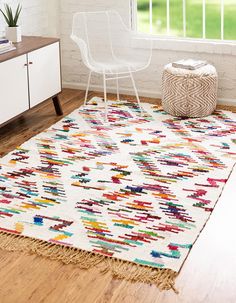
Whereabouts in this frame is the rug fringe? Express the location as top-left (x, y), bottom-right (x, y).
top-left (0, 231), bottom-right (178, 293)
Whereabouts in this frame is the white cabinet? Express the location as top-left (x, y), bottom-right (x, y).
top-left (0, 55), bottom-right (29, 125)
top-left (28, 42), bottom-right (61, 108)
top-left (0, 37), bottom-right (62, 126)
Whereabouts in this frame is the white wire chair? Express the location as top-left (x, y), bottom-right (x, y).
top-left (71, 10), bottom-right (152, 121)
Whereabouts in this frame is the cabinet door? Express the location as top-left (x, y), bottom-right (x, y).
top-left (0, 55), bottom-right (29, 125)
top-left (28, 42), bottom-right (61, 108)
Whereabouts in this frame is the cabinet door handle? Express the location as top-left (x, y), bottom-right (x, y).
top-left (24, 63), bottom-right (28, 67)
top-left (29, 61), bottom-right (33, 65)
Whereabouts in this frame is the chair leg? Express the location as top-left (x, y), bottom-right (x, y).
top-left (130, 72), bottom-right (143, 114)
top-left (84, 71), bottom-right (92, 106)
top-left (116, 75), bottom-right (120, 101)
top-left (103, 73), bottom-right (108, 122)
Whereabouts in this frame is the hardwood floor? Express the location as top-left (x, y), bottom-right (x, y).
top-left (0, 89), bottom-right (235, 303)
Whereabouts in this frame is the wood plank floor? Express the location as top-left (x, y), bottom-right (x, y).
top-left (0, 89), bottom-right (235, 303)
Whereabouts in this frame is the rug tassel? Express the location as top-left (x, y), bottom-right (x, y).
top-left (0, 232), bottom-right (178, 293)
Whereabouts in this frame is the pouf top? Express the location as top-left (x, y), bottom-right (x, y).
top-left (164, 62), bottom-right (217, 78)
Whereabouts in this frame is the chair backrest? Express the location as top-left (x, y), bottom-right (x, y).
top-left (71, 10), bottom-right (152, 74)
top-left (71, 11), bottom-right (133, 67)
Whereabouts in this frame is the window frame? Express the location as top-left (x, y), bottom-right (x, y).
top-left (130, 0), bottom-right (236, 54)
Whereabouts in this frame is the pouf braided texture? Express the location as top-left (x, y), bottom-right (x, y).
top-left (162, 63), bottom-right (218, 118)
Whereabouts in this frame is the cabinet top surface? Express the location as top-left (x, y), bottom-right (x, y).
top-left (0, 36), bottom-right (60, 63)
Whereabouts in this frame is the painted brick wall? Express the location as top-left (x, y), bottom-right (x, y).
top-left (0, 0), bottom-right (58, 38)
top-left (60, 0), bottom-right (236, 103)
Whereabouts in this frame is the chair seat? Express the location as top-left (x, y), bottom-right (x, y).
top-left (90, 59), bottom-right (146, 74)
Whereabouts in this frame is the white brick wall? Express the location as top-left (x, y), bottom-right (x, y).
top-left (0, 0), bottom-right (59, 37)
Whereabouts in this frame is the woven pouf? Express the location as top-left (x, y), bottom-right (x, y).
top-left (162, 63), bottom-right (218, 118)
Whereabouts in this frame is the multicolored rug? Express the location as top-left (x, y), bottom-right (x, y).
top-left (1, 97), bottom-right (236, 291)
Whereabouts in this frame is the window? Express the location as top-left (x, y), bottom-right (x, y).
top-left (133, 0), bottom-right (236, 41)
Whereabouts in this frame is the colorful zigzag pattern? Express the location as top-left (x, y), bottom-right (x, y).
top-left (0, 97), bottom-right (235, 272)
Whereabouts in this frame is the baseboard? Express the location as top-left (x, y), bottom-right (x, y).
top-left (217, 98), bottom-right (236, 106)
top-left (62, 81), bottom-right (236, 105)
top-left (62, 81), bottom-right (162, 99)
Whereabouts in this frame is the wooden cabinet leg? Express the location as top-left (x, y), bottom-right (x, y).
top-left (52, 95), bottom-right (63, 116)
